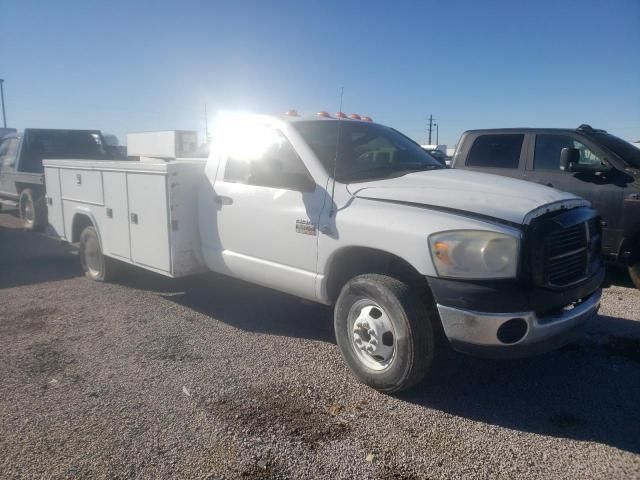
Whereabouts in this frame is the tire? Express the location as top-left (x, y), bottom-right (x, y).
top-left (334, 274), bottom-right (436, 393)
top-left (79, 226), bottom-right (118, 282)
top-left (629, 261), bottom-right (640, 290)
top-left (19, 189), bottom-right (47, 232)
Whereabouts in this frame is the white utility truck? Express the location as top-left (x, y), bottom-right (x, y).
top-left (43, 113), bottom-right (604, 393)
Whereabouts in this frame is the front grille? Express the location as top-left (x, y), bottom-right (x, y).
top-left (545, 224), bottom-right (589, 286)
top-left (527, 207), bottom-right (601, 289)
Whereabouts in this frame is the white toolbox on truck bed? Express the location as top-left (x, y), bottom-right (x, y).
top-left (43, 158), bottom-right (207, 277)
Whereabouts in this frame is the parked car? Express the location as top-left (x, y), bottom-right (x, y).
top-left (0, 129), bottom-right (113, 230)
top-left (42, 113), bottom-right (603, 393)
top-left (452, 125), bottom-right (640, 289)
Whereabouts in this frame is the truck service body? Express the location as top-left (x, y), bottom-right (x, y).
top-left (42, 113), bottom-right (603, 392)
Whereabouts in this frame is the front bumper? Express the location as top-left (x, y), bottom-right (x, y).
top-left (436, 289), bottom-right (601, 358)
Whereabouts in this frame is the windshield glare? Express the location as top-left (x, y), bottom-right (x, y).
top-left (591, 133), bottom-right (640, 168)
top-left (293, 120), bottom-right (444, 182)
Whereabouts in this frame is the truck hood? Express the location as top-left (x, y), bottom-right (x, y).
top-left (347, 169), bottom-right (586, 225)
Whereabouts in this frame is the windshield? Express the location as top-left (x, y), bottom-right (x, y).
top-left (293, 120), bottom-right (444, 182)
top-left (589, 132), bottom-right (640, 168)
top-left (22, 130), bottom-right (110, 173)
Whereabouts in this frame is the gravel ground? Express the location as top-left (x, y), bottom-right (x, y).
top-left (0, 212), bottom-right (639, 479)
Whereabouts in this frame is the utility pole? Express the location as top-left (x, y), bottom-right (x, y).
top-left (204, 103), bottom-right (209, 143)
top-left (427, 114), bottom-right (433, 145)
top-left (435, 123), bottom-right (439, 145)
top-left (0, 79), bottom-right (6, 128)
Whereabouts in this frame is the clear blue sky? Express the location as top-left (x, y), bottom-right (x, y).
top-left (3, 0), bottom-right (639, 147)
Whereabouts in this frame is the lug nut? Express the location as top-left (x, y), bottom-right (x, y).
top-left (366, 345), bottom-right (374, 354)
top-left (370, 339), bottom-right (378, 346)
top-left (368, 329), bottom-right (375, 337)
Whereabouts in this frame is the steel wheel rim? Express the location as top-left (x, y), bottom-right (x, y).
top-left (21, 199), bottom-right (34, 224)
top-left (84, 236), bottom-right (102, 276)
top-left (347, 299), bottom-right (397, 371)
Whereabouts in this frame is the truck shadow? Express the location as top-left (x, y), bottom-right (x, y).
top-left (400, 313), bottom-right (640, 454)
top-left (115, 268), bottom-right (337, 344)
top-left (0, 216), bottom-right (82, 289)
top-left (603, 264), bottom-right (635, 289)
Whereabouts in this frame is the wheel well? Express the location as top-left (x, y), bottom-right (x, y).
top-left (71, 214), bottom-right (94, 243)
top-left (16, 183), bottom-right (44, 198)
top-left (619, 228), bottom-right (640, 265)
top-left (325, 247), bottom-right (430, 303)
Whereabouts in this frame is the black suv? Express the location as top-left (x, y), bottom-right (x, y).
top-left (452, 125), bottom-right (640, 289)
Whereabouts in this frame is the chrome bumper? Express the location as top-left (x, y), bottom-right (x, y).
top-left (437, 289), bottom-right (601, 355)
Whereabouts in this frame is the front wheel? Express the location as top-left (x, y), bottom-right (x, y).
top-left (79, 226), bottom-right (119, 282)
top-left (629, 261), bottom-right (640, 290)
top-left (334, 274), bottom-right (436, 393)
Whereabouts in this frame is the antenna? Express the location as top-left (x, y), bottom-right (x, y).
top-left (329, 87), bottom-right (344, 217)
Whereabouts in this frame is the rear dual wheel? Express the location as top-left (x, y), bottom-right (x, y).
top-left (19, 189), bottom-right (47, 232)
top-left (79, 226), bottom-right (119, 282)
top-left (334, 274), bottom-right (437, 393)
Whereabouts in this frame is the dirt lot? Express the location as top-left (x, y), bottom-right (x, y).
top-left (1, 212), bottom-right (639, 479)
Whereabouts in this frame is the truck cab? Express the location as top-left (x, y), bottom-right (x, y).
top-left (452, 126), bottom-right (640, 288)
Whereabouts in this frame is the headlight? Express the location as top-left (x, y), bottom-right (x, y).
top-left (428, 230), bottom-right (519, 279)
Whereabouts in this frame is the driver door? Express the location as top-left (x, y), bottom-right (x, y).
top-left (212, 124), bottom-right (328, 300)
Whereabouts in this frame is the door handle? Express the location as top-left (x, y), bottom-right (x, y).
top-left (130, 213), bottom-right (139, 224)
top-left (214, 195), bottom-right (233, 205)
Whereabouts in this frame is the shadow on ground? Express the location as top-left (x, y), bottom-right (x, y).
top-left (0, 215), bottom-right (82, 289)
top-left (126, 266), bottom-right (640, 454)
top-left (399, 313), bottom-right (640, 454)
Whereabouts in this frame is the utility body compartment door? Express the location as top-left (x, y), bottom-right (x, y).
top-left (102, 171), bottom-right (131, 260)
top-left (127, 173), bottom-right (171, 272)
top-left (59, 169), bottom-right (104, 204)
top-left (43, 167), bottom-right (65, 238)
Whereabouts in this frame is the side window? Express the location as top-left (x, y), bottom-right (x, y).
top-left (466, 134), bottom-right (524, 168)
top-left (574, 140), bottom-right (604, 166)
top-left (534, 134), bottom-right (605, 170)
top-left (224, 125), bottom-right (313, 191)
top-left (0, 138), bottom-right (18, 166)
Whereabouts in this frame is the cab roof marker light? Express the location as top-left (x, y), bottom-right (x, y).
top-left (285, 109), bottom-right (300, 117)
top-left (335, 112), bottom-right (347, 119)
top-left (317, 111), bottom-right (332, 118)
top-left (361, 116), bottom-right (373, 122)
top-left (349, 113), bottom-right (361, 120)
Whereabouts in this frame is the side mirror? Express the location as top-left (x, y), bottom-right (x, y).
top-left (559, 148), bottom-right (580, 171)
